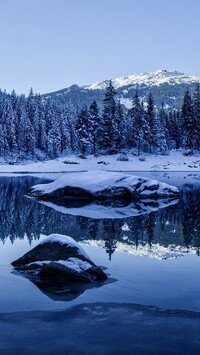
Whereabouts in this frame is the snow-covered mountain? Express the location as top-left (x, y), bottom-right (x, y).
top-left (83, 69), bottom-right (200, 90)
top-left (43, 69), bottom-right (200, 109)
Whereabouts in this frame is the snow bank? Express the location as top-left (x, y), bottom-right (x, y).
top-left (1, 151), bottom-right (200, 173)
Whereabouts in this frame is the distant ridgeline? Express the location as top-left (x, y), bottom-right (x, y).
top-left (0, 69), bottom-right (200, 160)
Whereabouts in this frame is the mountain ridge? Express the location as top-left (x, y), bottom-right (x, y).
top-left (83, 69), bottom-right (200, 91)
top-left (43, 69), bottom-right (200, 109)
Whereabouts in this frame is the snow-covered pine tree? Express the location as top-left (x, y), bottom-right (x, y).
top-left (145, 93), bottom-right (156, 153)
top-left (157, 103), bottom-right (168, 153)
top-left (47, 107), bottom-right (62, 158)
top-left (60, 108), bottom-right (72, 154)
top-left (152, 110), bottom-right (167, 154)
top-left (182, 89), bottom-right (195, 150)
top-left (1, 99), bottom-right (17, 157)
top-left (129, 90), bottom-right (148, 155)
top-left (18, 109), bottom-right (35, 158)
top-left (36, 94), bottom-right (47, 152)
top-left (114, 100), bottom-right (127, 150)
top-left (100, 80), bottom-right (117, 152)
top-left (193, 84), bottom-right (200, 150)
top-left (88, 100), bottom-right (100, 154)
top-left (26, 88), bottom-right (36, 125)
top-left (76, 106), bottom-right (91, 155)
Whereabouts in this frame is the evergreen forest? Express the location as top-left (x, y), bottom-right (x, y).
top-left (0, 81), bottom-right (200, 162)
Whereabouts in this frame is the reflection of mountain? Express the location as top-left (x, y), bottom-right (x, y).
top-left (1, 176), bottom-right (200, 258)
top-left (85, 240), bottom-right (196, 261)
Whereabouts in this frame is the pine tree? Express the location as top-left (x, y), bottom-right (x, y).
top-left (100, 80), bottom-right (117, 151)
top-left (114, 100), bottom-right (126, 150)
top-left (145, 93), bottom-right (156, 152)
top-left (26, 88), bottom-right (36, 125)
top-left (76, 106), bottom-right (90, 155)
top-left (182, 89), bottom-right (194, 150)
top-left (88, 100), bottom-right (100, 154)
top-left (156, 103), bottom-right (168, 153)
top-left (48, 122), bottom-right (62, 158)
top-left (59, 107), bottom-right (72, 154)
top-left (129, 90), bottom-right (148, 155)
top-left (37, 95), bottom-right (47, 152)
top-left (1, 99), bottom-right (17, 157)
top-left (193, 84), bottom-right (200, 150)
top-left (18, 109), bottom-right (35, 157)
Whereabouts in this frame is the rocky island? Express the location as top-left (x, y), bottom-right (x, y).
top-left (12, 234), bottom-right (107, 284)
top-left (27, 171), bottom-right (179, 202)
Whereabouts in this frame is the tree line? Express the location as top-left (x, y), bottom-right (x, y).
top-left (0, 82), bottom-right (200, 161)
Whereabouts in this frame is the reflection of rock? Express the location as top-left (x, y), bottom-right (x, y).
top-left (34, 197), bottom-right (179, 219)
top-left (27, 171), bottom-right (179, 202)
top-left (12, 234), bottom-right (108, 283)
top-left (15, 273), bottom-right (114, 302)
top-left (32, 278), bottom-right (85, 301)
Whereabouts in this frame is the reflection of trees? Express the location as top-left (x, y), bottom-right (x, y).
top-left (181, 184), bottom-right (200, 255)
top-left (105, 238), bottom-right (117, 261)
top-left (145, 214), bottom-right (155, 247)
top-left (1, 177), bottom-right (200, 257)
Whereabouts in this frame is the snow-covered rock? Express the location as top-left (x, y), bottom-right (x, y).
top-left (12, 234), bottom-right (107, 283)
top-left (27, 171), bottom-right (179, 202)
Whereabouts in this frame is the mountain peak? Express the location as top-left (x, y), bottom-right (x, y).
top-left (83, 69), bottom-right (200, 91)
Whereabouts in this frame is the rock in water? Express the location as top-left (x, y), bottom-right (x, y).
top-left (12, 234), bottom-right (107, 283)
top-left (27, 171), bottom-right (179, 202)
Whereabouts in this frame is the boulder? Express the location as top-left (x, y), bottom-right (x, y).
top-left (12, 234), bottom-right (107, 283)
top-left (27, 171), bottom-right (179, 202)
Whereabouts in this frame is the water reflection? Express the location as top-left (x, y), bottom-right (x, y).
top-left (37, 198), bottom-right (179, 219)
top-left (12, 269), bottom-right (114, 302)
top-left (0, 176), bottom-right (200, 260)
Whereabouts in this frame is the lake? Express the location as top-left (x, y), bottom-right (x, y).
top-left (0, 172), bottom-right (200, 354)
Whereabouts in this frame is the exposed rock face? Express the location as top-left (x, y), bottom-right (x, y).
top-left (12, 234), bottom-right (107, 283)
top-left (27, 171), bottom-right (179, 202)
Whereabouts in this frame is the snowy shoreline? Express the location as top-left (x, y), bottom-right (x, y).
top-left (0, 151), bottom-right (200, 173)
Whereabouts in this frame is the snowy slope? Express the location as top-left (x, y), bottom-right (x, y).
top-left (83, 70), bottom-right (200, 90)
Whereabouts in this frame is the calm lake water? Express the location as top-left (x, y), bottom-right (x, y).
top-left (0, 172), bottom-right (200, 313)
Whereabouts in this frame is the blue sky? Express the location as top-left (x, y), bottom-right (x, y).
top-left (0, 0), bottom-right (200, 94)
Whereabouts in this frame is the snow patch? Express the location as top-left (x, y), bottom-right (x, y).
top-left (28, 258), bottom-right (92, 273)
top-left (39, 234), bottom-right (90, 260)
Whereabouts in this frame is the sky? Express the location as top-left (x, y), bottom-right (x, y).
top-left (0, 0), bottom-right (200, 95)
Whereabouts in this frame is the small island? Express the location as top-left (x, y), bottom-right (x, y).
top-left (27, 171), bottom-right (179, 203)
top-left (12, 234), bottom-right (107, 283)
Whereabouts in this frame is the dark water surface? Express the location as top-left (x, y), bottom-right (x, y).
top-left (0, 172), bottom-right (200, 314)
